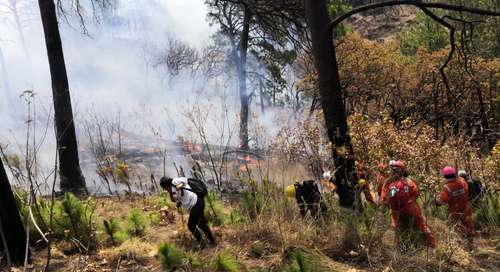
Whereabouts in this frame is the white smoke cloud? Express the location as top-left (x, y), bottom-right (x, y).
top-left (0, 0), bottom-right (297, 194)
top-left (0, 0), bottom-right (218, 190)
top-left (0, 0), bottom-right (216, 136)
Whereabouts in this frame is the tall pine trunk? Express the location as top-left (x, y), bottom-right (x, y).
top-left (305, 0), bottom-right (358, 208)
top-left (0, 157), bottom-right (30, 266)
top-left (38, 0), bottom-right (87, 195)
top-left (238, 7), bottom-right (251, 151)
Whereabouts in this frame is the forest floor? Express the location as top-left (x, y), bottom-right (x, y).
top-left (13, 193), bottom-right (499, 272)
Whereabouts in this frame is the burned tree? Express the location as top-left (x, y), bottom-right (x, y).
top-left (206, 1), bottom-right (253, 151)
top-left (305, 0), bottom-right (358, 208)
top-left (206, 0), bottom-right (304, 151)
top-left (0, 157), bottom-right (29, 266)
top-left (38, 0), bottom-right (86, 194)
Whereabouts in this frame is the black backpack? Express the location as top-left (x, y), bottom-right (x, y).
top-left (467, 178), bottom-right (485, 203)
top-left (296, 180), bottom-right (321, 203)
top-left (185, 178), bottom-right (208, 197)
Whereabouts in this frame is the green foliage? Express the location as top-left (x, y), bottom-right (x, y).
top-left (238, 178), bottom-right (274, 219)
top-left (422, 191), bottom-right (447, 220)
top-left (283, 249), bottom-right (314, 272)
top-left (445, 0), bottom-right (500, 57)
top-left (147, 191), bottom-right (176, 210)
top-left (185, 250), bottom-right (203, 269)
top-left (102, 218), bottom-right (126, 245)
top-left (213, 250), bottom-right (240, 272)
top-left (229, 209), bottom-right (247, 225)
top-left (398, 12), bottom-right (449, 55)
top-left (473, 190), bottom-right (500, 227)
top-left (321, 193), bottom-right (341, 221)
top-left (55, 193), bottom-right (97, 251)
top-left (241, 191), bottom-right (267, 219)
top-left (275, 193), bottom-right (298, 222)
top-left (14, 191), bottom-right (96, 250)
top-left (205, 191), bottom-right (227, 226)
top-left (14, 190), bottom-right (50, 243)
top-left (282, 249), bottom-right (337, 272)
top-left (158, 242), bottom-right (184, 270)
top-left (328, 0), bottom-right (352, 38)
top-left (252, 41), bottom-right (297, 102)
top-left (249, 269), bottom-right (269, 272)
top-left (125, 208), bottom-right (148, 237)
top-left (147, 211), bottom-right (161, 226)
top-left (358, 203), bottom-right (377, 234)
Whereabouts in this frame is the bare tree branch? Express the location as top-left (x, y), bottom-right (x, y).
top-left (328, 0), bottom-right (500, 31)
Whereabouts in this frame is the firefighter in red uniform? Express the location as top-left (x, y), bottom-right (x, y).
top-left (435, 166), bottom-right (475, 239)
top-left (380, 160), bottom-right (437, 248)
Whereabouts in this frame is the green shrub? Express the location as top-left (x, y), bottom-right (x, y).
top-left (422, 190), bottom-right (447, 220)
top-left (103, 218), bottom-right (126, 245)
top-left (14, 191), bottom-right (97, 250)
top-left (205, 191), bottom-right (226, 226)
top-left (54, 193), bottom-right (97, 251)
top-left (213, 250), bottom-right (240, 272)
top-left (237, 178), bottom-right (273, 219)
top-left (185, 250), bottom-right (203, 269)
top-left (241, 191), bottom-right (268, 219)
top-left (261, 177), bottom-right (277, 195)
top-left (229, 209), bottom-right (247, 225)
top-left (14, 190), bottom-right (50, 244)
top-left (249, 269), bottom-right (269, 272)
top-left (282, 248), bottom-right (338, 272)
top-left (147, 211), bottom-right (161, 226)
top-left (359, 203), bottom-right (377, 235)
top-left (278, 195), bottom-right (297, 220)
top-left (158, 243), bottom-right (184, 270)
top-left (474, 190), bottom-right (500, 227)
top-left (147, 192), bottom-right (176, 210)
top-left (321, 193), bottom-right (341, 221)
top-left (397, 12), bottom-right (449, 55)
top-left (126, 208), bottom-right (148, 237)
top-left (283, 249), bottom-right (314, 272)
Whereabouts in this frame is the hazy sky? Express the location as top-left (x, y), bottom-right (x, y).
top-left (0, 0), bottom-right (216, 127)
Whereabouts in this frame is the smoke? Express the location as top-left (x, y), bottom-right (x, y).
top-left (0, 0), bottom-right (299, 194)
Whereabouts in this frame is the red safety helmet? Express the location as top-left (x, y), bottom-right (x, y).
top-left (389, 160), bottom-right (406, 170)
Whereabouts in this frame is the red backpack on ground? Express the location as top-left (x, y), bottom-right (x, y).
top-left (387, 179), bottom-right (413, 210)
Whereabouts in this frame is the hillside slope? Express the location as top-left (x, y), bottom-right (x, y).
top-left (346, 6), bottom-right (417, 41)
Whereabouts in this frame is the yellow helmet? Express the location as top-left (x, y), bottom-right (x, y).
top-left (358, 178), bottom-right (367, 188)
top-left (285, 184), bottom-right (296, 198)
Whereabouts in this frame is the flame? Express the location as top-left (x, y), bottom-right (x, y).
top-left (182, 140), bottom-right (203, 154)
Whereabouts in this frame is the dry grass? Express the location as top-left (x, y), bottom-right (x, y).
top-left (22, 190), bottom-right (499, 272)
top-left (101, 238), bottom-right (156, 266)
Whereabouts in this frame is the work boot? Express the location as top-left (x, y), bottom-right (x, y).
top-left (197, 239), bottom-right (207, 250)
top-left (208, 238), bottom-right (217, 247)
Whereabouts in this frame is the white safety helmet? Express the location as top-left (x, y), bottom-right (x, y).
top-left (457, 170), bottom-right (467, 177)
top-left (322, 171), bottom-right (332, 180)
